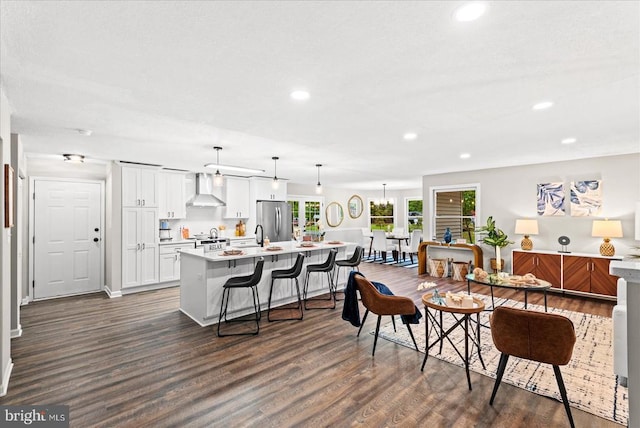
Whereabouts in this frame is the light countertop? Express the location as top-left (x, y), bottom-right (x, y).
top-left (180, 240), bottom-right (351, 262)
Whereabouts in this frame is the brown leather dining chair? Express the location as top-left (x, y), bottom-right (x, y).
top-left (354, 275), bottom-right (419, 356)
top-left (489, 306), bottom-right (577, 428)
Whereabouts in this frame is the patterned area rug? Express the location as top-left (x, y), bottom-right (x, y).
top-left (362, 253), bottom-right (418, 269)
top-left (376, 295), bottom-right (628, 425)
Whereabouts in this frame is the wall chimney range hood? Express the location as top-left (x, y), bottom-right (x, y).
top-left (187, 173), bottom-right (226, 207)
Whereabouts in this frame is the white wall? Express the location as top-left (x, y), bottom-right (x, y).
top-left (10, 134), bottom-right (22, 337)
top-left (287, 183), bottom-right (422, 231)
top-left (422, 153), bottom-right (640, 271)
top-left (0, 85), bottom-right (13, 396)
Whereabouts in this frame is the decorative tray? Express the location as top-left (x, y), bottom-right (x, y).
top-left (298, 243), bottom-right (316, 248)
top-left (265, 246), bottom-right (283, 252)
top-left (326, 241), bottom-right (343, 245)
top-left (222, 249), bottom-right (243, 256)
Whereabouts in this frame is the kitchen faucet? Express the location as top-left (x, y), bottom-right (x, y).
top-left (209, 227), bottom-right (218, 239)
top-left (255, 224), bottom-right (264, 247)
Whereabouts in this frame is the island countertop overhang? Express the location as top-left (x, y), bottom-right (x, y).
top-left (180, 241), bottom-right (351, 262)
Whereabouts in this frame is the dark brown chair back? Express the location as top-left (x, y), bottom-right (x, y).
top-left (490, 306), bottom-right (576, 366)
top-left (354, 276), bottom-right (415, 316)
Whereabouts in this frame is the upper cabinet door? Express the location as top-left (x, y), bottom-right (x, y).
top-left (122, 167), bottom-right (141, 207)
top-left (158, 172), bottom-right (186, 219)
top-left (252, 177), bottom-right (287, 201)
top-left (139, 169), bottom-right (158, 207)
top-left (224, 177), bottom-right (250, 218)
top-left (122, 167), bottom-right (158, 208)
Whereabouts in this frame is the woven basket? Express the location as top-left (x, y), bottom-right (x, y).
top-left (428, 258), bottom-right (447, 278)
top-left (451, 261), bottom-right (469, 281)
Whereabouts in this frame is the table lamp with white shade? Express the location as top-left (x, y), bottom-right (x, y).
top-left (515, 219), bottom-right (539, 250)
top-left (591, 219), bottom-right (623, 257)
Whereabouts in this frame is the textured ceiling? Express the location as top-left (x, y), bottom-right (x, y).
top-left (1, 1), bottom-right (638, 189)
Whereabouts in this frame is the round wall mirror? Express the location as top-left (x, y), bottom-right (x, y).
top-left (326, 202), bottom-right (344, 227)
top-left (347, 195), bottom-right (364, 219)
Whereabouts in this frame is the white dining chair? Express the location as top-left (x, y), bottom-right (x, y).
top-left (401, 229), bottom-right (422, 263)
top-left (372, 230), bottom-right (395, 262)
top-left (361, 227), bottom-right (371, 253)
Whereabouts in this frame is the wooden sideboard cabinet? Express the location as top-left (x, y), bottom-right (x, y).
top-left (512, 251), bottom-right (561, 289)
top-left (512, 249), bottom-right (621, 298)
top-left (562, 255), bottom-right (618, 296)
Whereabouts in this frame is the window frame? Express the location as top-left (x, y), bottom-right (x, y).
top-left (404, 196), bottom-right (423, 232)
top-left (367, 197), bottom-right (396, 232)
top-left (287, 195), bottom-right (325, 237)
top-left (428, 183), bottom-right (481, 242)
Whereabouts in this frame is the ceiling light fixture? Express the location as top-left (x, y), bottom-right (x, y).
top-left (272, 156), bottom-right (280, 190)
top-left (204, 147), bottom-right (265, 175)
top-left (379, 183), bottom-right (393, 205)
top-left (561, 137), bottom-right (577, 144)
top-left (460, 153), bottom-right (471, 159)
top-left (212, 146), bottom-right (224, 187)
top-left (532, 101), bottom-right (554, 110)
top-left (290, 90), bottom-right (310, 101)
top-left (315, 164), bottom-right (323, 194)
top-left (77, 129), bottom-right (92, 136)
top-left (403, 132), bottom-right (418, 141)
top-left (63, 154), bottom-right (85, 163)
top-left (453, 2), bottom-right (487, 22)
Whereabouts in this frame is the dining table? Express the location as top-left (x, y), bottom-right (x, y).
top-left (367, 233), bottom-right (410, 263)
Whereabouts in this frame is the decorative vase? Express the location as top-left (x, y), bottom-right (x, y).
top-left (443, 227), bottom-right (452, 244)
top-left (490, 258), bottom-right (505, 273)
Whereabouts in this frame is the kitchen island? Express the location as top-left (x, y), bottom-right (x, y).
top-left (180, 241), bottom-right (351, 326)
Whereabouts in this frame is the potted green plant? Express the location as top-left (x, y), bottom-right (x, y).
top-left (476, 216), bottom-right (514, 272)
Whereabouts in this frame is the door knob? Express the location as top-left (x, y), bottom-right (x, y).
top-left (93, 238), bottom-right (99, 242)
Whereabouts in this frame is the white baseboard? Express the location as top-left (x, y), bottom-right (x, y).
top-left (0, 359), bottom-right (14, 397)
top-left (121, 282), bottom-right (178, 295)
top-left (10, 325), bottom-right (22, 339)
top-left (104, 286), bottom-right (122, 298)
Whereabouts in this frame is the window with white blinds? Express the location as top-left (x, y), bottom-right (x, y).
top-left (429, 184), bottom-right (480, 243)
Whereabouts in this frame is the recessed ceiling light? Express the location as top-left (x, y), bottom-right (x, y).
top-left (403, 132), bottom-right (418, 141)
top-left (460, 153), bottom-right (471, 159)
top-left (453, 2), bottom-right (487, 22)
top-left (290, 90), bottom-right (310, 101)
top-left (77, 129), bottom-right (92, 136)
top-left (561, 137), bottom-right (577, 144)
top-left (532, 101), bottom-right (554, 110)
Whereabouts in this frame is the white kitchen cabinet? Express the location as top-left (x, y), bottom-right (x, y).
top-left (251, 177), bottom-right (287, 201)
top-left (224, 177), bottom-right (250, 218)
top-left (159, 242), bottom-right (193, 282)
top-left (158, 172), bottom-right (186, 219)
top-left (122, 207), bottom-right (159, 288)
top-left (122, 167), bottom-right (158, 208)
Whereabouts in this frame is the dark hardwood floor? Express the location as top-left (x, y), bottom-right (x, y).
top-left (1, 262), bottom-right (618, 427)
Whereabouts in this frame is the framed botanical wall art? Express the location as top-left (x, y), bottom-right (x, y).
top-left (570, 180), bottom-right (602, 216)
top-left (537, 182), bottom-right (565, 216)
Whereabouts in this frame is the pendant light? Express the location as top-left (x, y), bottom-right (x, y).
top-left (204, 146), bottom-right (265, 174)
top-left (212, 146), bottom-right (224, 187)
top-left (315, 164), bottom-right (323, 194)
top-left (380, 183), bottom-right (392, 205)
top-left (272, 156), bottom-right (280, 190)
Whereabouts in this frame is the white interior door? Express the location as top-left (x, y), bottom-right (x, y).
top-left (34, 179), bottom-right (102, 299)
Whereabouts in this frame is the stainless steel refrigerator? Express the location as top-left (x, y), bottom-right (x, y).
top-left (256, 200), bottom-right (293, 243)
